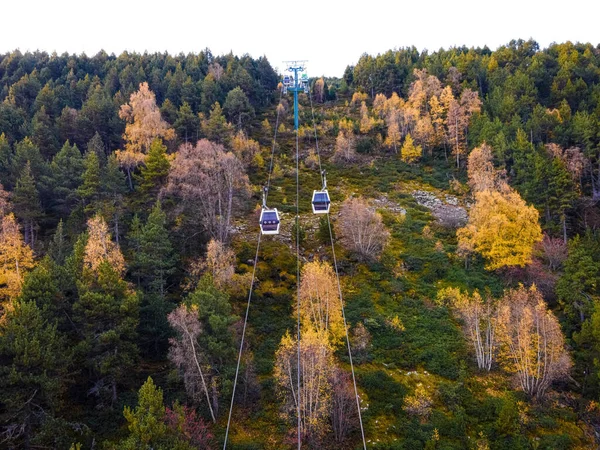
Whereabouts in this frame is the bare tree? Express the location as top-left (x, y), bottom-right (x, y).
top-left (339, 198), bottom-right (389, 261)
top-left (496, 285), bottom-right (572, 399)
top-left (164, 139), bottom-right (250, 243)
top-left (450, 289), bottom-right (497, 371)
top-left (332, 129), bottom-right (357, 163)
top-left (330, 367), bottom-right (358, 443)
top-left (167, 304), bottom-right (216, 423)
top-left (313, 78), bottom-right (325, 103)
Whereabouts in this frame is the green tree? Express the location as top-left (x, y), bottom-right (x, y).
top-left (12, 162), bottom-right (43, 246)
top-left (201, 102), bottom-right (232, 145)
top-left (556, 234), bottom-right (600, 335)
top-left (223, 86), bottom-right (254, 129)
top-left (174, 102), bottom-right (200, 143)
top-left (78, 150), bottom-right (101, 215)
top-left (74, 261), bottom-right (139, 405)
top-left (31, 105), bottom-right (59, 157)
top-left (86, 131), bottom-right (107, 166)
top-left (122, 377), bottom-right (168, 449)
top-left (48, 141), bottom-right (84, 218)
top-left (136, 138), bottom-right (170, 204)
top-left (183, 278), bottom-right (238, 414)
top-left (11, 137), bottom-right (47, 189)
top-left (0, 300), bottom-right (70, 449)
top-left (132, 201), bottom-right (176, 295)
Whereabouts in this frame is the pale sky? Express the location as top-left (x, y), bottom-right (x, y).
top-left (2, 0), bottom-right (599, 77)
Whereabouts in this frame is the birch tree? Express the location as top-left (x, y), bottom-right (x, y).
top-left (339, 198), bottom-right (389, 261)
top-left (164, 139), bottom-right (250, 243)
top-left (496, 285), bottom-right (571, 399)
top-left (167, 304), bottom-right (216, 423)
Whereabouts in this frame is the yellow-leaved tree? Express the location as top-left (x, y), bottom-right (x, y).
top-left (458, 143), bottom-right (542, 270)
top-left (457, 189), bottom-right (542, 270)
top-left (496, 285), bottom-right (571, 399)
top-left (274, 327), bottom-right (334, 444)
top-left (84, 215), bottom-right (125, 275)
top-left (0, 213), bottom-right (35, 314)
top-left (400, 133), bottom-right (422, 164)
top-left (298, 260), bottom-right (344, 346)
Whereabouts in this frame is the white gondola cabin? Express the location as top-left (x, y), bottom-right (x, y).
top-left (259, 208), bottom-right (280, 235)
top-left (311, 190), bottom-right (330, 214)
top-left (259, 186), bottom-right (280, 235)
top-left (311, 171), bottom-right (331, 214)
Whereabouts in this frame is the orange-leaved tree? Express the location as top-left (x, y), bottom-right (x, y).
top-left (116, 82), bottom-right (175, 188)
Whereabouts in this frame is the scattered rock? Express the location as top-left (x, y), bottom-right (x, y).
top-left (372, 195), bottom-right (407, 215)
top-left (412, 190), bottom-right (468, 227)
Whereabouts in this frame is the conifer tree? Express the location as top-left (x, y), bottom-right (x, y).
top-left (0, 300), bottom-right (71, 449)
top-left (74, 261), bottom-right (139, 405)
top-left (49, 219), bottom-right (68, 265)
top-left (86, 132), bottom-right (107, 166)
top-left (122, 377), bottom-right (168, 449)
top-left (136, 138), bottom-right (170, 204)
top-left (100, 155), bottom-right (127, 243)
top-left (18, 257), bottom-right (64, 323)
top-left (12, 163), bottom-right (42, 246)
top-left (173, 102), bottom-right (200, 143)
top-left (556, 234), bottom-right (600, 334)
top-left (49, 141), bottom-right (84, 218)
top-left (201, 102), bottom-right (232, 145)
top-left (78, 150), bottom-right (101, 215)
top-left (133, 201), bottom-right (176, 295)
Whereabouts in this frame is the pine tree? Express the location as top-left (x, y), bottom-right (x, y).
top-left (173, 102), bottom-right (200, 143)
top-left (49, 219), bottom-right (68, 265)
top-left (49, 141), bottom-right (84, 218)
top-left (78, 150), bottom-right (101, 216)
top-left (556, 234), bottom-right (600, 335)
top-left (86, 132), bottom-right (107, 166)
top-left (136, 138), bottom-right (170, 204)
top-left (122, 377), bottom-right (168, 449)
top-left (100, 155), bottom-right (127, 243)
top-left (0, 300), bottom-right (70, 449)
top-left (74, 261), bottom-right (139, 405)
top-left (201, 102), bottom-right (232, 145)
top-left (12, 162), bottom-right (43, 246)
top-left (134, 201), bottom-right (176, 295)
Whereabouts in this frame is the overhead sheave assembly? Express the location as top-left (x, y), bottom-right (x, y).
top-left (312, 170), bottom-right (331, 214)
top-left (259, 186), bottom-right (280, 235)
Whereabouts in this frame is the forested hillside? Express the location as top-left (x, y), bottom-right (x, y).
top-left (1, 40), bottom-right (600, 449)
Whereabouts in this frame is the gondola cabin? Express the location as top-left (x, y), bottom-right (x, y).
top-left (311, 190), bottom-right (331, 214)
top-left (259, 208), bottom-right (281, 235)
top-left (283, 75), bottom-right (291, 86)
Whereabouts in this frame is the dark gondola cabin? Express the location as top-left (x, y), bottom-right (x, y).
top-left (259, 208), bottom-right (280, 235)
top-left (311, 190), bottom-right (331, 214)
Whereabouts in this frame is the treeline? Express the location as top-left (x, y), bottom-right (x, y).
top-left (0, 49), bottom-right (278, 153)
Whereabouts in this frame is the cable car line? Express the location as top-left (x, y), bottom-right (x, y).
top-left (307, 85), bottom-right (368, 450)
top-left (223, 89), bottom-right (284, 449)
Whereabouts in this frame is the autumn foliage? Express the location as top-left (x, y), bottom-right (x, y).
top-left (496, 285), bottom-right (571, 399)
top-left (339, 197), bottom-right (389, 261)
